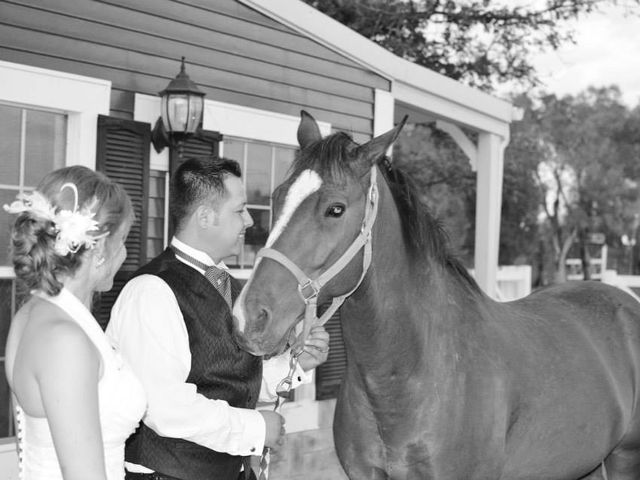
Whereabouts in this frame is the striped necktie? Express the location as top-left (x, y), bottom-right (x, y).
top-left (172, 246), bottom-right (232, 308)
top-left (205, 265), bottom-right (232, 308)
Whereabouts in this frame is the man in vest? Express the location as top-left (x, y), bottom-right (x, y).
top-left (107, 157), bottom-right (329, 480)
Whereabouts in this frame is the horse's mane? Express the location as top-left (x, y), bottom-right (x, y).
top-left (293, 132), bottom-right (481, 294)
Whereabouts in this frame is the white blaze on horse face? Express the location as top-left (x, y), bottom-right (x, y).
top-left (265, 169), bottom-right (322, 248)
top-left (233, 286), bottom-right (248, 333)
top-left (234, 169), bottom-right (322, 334)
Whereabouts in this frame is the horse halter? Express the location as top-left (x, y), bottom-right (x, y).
top-left (255, 166), bottom-right (380, 394)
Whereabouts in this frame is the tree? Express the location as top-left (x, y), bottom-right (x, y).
top-left (302, 0), bottom-right (639, 91)
top-left (393, 120), bottom-right (542, 271)
top-left (522, 87), bottom-right (640, 283)
top-left (394, 124), bottom-right (475, 263)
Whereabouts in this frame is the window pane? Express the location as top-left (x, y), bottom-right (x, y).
top-left (0, 372), bottom-right (10, 437)
top-left (242, 208), bottom-right (270, 268)
top-left (0, 279), bottom-right (13, 437)
top-left (223, 139), bottom-right (244, 164)
top-left (274, 146), bottom-right (295, 187)
top-left (0, 189), bottom-right (18, 266)
top-left (147, 171), bottom-right (166, 263)
top-left (245, 208), bottom-right (270, 247)
top-left (0, 279), bottom-right (12, 357)
top-left (24, 110), bottom-right (66, 186)
top-left (0, 104), bottom-right (22, 185)
top-left (246, 143), bottom-right (272, 206)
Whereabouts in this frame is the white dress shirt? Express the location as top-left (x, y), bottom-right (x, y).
top-left (106, 238), bottom-right (310, 472)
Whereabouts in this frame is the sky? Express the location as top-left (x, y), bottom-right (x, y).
top-left (521, 3), bottom-right (640, 107)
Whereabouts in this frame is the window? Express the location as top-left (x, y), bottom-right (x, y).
top-left (0, 104), bottom-right (66, 265)
top-left (0, 103), bottom-right (67, 437)
top-left (147, 170), bottom-right (168, 262)
top-left (222, 138), bottom-right (296, 269)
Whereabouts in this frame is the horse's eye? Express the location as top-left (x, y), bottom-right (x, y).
top-left (325, 204), bottom-right (345, 217)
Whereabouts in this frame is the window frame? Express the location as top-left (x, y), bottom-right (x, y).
top-left (0, 61), bottom-right (111, 170)
top-left (220, 135), bottom-right (298, 272)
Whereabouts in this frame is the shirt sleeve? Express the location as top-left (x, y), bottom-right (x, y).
top-left (106, 275), bottom-right (266, 456)
top-left (259, 352), bottom-right (314, 403)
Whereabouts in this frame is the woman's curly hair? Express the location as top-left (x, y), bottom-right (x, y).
top-left (9, 166), bottom-right (133, 296)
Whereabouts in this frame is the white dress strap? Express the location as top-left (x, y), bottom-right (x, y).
top-left (33, 288), bottom-right (115, 367)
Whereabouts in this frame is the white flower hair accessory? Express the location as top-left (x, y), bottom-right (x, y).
top-left (3, 183), bottom-right (108, 256)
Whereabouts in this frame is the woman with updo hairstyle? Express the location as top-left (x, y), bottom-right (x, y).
top-left (4, 165), bottom-right (146, 480)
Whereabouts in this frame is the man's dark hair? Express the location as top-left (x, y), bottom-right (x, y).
top-left (170, 156), bottom-right (242, 232)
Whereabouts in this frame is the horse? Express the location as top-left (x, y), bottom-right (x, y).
top-left (232, 111), bottom-right (640, 480)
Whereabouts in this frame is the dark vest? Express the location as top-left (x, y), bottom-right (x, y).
top-left (125, 248), bottom-right (262, 480)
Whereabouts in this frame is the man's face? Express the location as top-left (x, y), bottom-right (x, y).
top-left (208, 175), bottom-right (254, 261)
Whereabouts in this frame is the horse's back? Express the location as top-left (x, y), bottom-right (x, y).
top-left (513, 280), bottom-right (640, 355)
top-left (500, 281), bottom-right (640, 478)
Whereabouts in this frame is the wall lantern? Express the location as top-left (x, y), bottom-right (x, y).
top-left (151, 57), bottom-right (205, 154)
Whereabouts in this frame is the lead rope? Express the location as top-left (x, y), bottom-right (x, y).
top-left (258, 350), bottom-right (304, 480)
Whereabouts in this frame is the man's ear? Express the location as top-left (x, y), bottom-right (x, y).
top-left (195, 204), bottom-right (218, 228)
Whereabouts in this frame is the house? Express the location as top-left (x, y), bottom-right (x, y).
top-left (0, 0), bottom-right (520, 477)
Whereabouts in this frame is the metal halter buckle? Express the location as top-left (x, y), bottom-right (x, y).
top-left (298, 280), bottom-right (319, 303)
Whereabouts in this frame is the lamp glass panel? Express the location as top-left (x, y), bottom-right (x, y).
top-left (186, 95), bottom-right (204, 133)
top-left (166, 94), bottom-right (189, 133)
top-left (160, 95), bottom-right (169, 133)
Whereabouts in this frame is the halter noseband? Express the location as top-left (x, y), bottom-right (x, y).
top-left (255, 166), bottom-right (379, 381)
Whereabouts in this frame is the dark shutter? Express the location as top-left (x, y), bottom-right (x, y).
top-left (170, 130), bottom-right (222, 177)
top-left (94, 115), bottom-right (150, 329)
top-left (315, 309), bottom-right (347, 400)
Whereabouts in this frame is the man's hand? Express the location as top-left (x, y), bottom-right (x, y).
top-left (298, 326), bottom-right (330, 371)
top-left (260, 410), bottom-right (285, 449)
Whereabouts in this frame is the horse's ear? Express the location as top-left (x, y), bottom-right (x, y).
top-left (357, 115), bottom-right (408, 165)
top-left (297, 110), bottom-right (322, 149)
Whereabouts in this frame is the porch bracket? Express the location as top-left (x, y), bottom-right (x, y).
top-left (435, 120), bottom-right (478, 171)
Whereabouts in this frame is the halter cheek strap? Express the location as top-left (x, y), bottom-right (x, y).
top-left (255, 166), bottom-right (379, 395)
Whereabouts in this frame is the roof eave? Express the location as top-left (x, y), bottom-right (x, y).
top-left (240, 0), bottom-right (521, 136)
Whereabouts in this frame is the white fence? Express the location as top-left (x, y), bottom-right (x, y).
top-left (601, 270), bottom-right (640, 303)
top-left (468, 265), bottom-right (532, 302)
top-left (495, 265), bottom-right (532, 301)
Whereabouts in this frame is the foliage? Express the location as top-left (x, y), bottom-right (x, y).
top-left (393, 124), bottom-right (475, 263)
top-left (301, 0), bottom-right (637, 91)
top-left (511, 88), bottom-right (640, 283)
top-left (391, 89), bottom-right (640, 285)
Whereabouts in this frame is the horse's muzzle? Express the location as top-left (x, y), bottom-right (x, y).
top-left (231, 315), bottom-right (265, 356)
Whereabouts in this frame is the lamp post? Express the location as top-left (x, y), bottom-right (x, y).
top-left (151, 57), bottom-right (205, 163)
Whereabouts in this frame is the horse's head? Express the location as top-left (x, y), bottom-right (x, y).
top-left (233, 111), bottom-right (406, 356)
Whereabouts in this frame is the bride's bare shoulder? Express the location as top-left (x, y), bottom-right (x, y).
top-left (10, 297), bottom-right (92, 361)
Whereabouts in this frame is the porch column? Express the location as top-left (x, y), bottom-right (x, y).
top-left (475, 132), bottom-right (506, 298)
top-left (374, 89), bottom-right (394, 136)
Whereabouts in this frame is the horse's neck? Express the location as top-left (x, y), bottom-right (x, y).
top-left (341, 189), bottom-right (457, 374)
top-left (343, 260), bottom-right (462, 358)
top-left (340, 183), bottom-right (484, 387)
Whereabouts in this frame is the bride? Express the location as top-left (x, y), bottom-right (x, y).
top-left (4, 166), bottom-right (146, 480)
